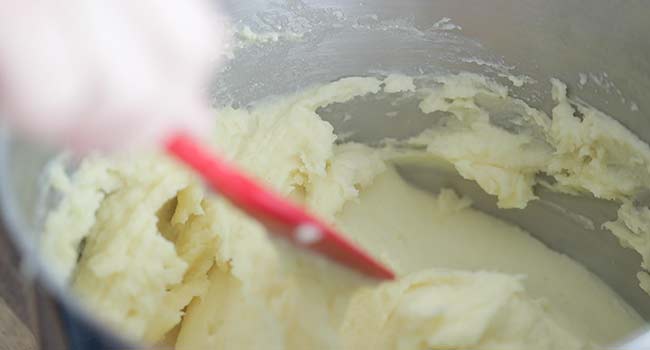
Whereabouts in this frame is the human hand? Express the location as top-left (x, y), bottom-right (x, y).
top-left (0, 0), bottom-right (229, 153)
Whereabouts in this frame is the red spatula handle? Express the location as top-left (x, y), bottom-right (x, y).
top-left (165, 132), bottom-right (395, 280)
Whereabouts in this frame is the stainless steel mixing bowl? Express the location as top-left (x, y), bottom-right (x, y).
top-left (1, 0), bottom-right (649, 348)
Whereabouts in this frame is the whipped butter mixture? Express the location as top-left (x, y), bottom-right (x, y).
top-left (43, 73), bottom-right (650, 349)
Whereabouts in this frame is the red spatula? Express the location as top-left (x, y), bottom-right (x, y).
top-left (165, 132), bottom-right (395, 280)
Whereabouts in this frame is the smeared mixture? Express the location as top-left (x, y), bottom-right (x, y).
top-left (43, 73), bottom-right (650, 349)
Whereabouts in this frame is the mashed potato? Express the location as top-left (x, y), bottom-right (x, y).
top-left (42, 74), bottom-right (649, 349)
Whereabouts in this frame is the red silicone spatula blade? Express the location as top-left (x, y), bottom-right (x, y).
top-left (165, 132), bottom-right (395, 280)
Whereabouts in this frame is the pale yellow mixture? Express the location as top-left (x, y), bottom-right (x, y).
top-left (42, 73), bottom-right (650, 349)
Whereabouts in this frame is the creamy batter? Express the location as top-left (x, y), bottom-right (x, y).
top-left (42, 73), bottom-right (650, 349)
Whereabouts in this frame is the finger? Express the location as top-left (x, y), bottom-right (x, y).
top-left (0, 1), bottom-right (90, 139)
top-left (62, 84), bottom-right (213, 153)
top-left (123, 0), bottom-right (229, 81)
